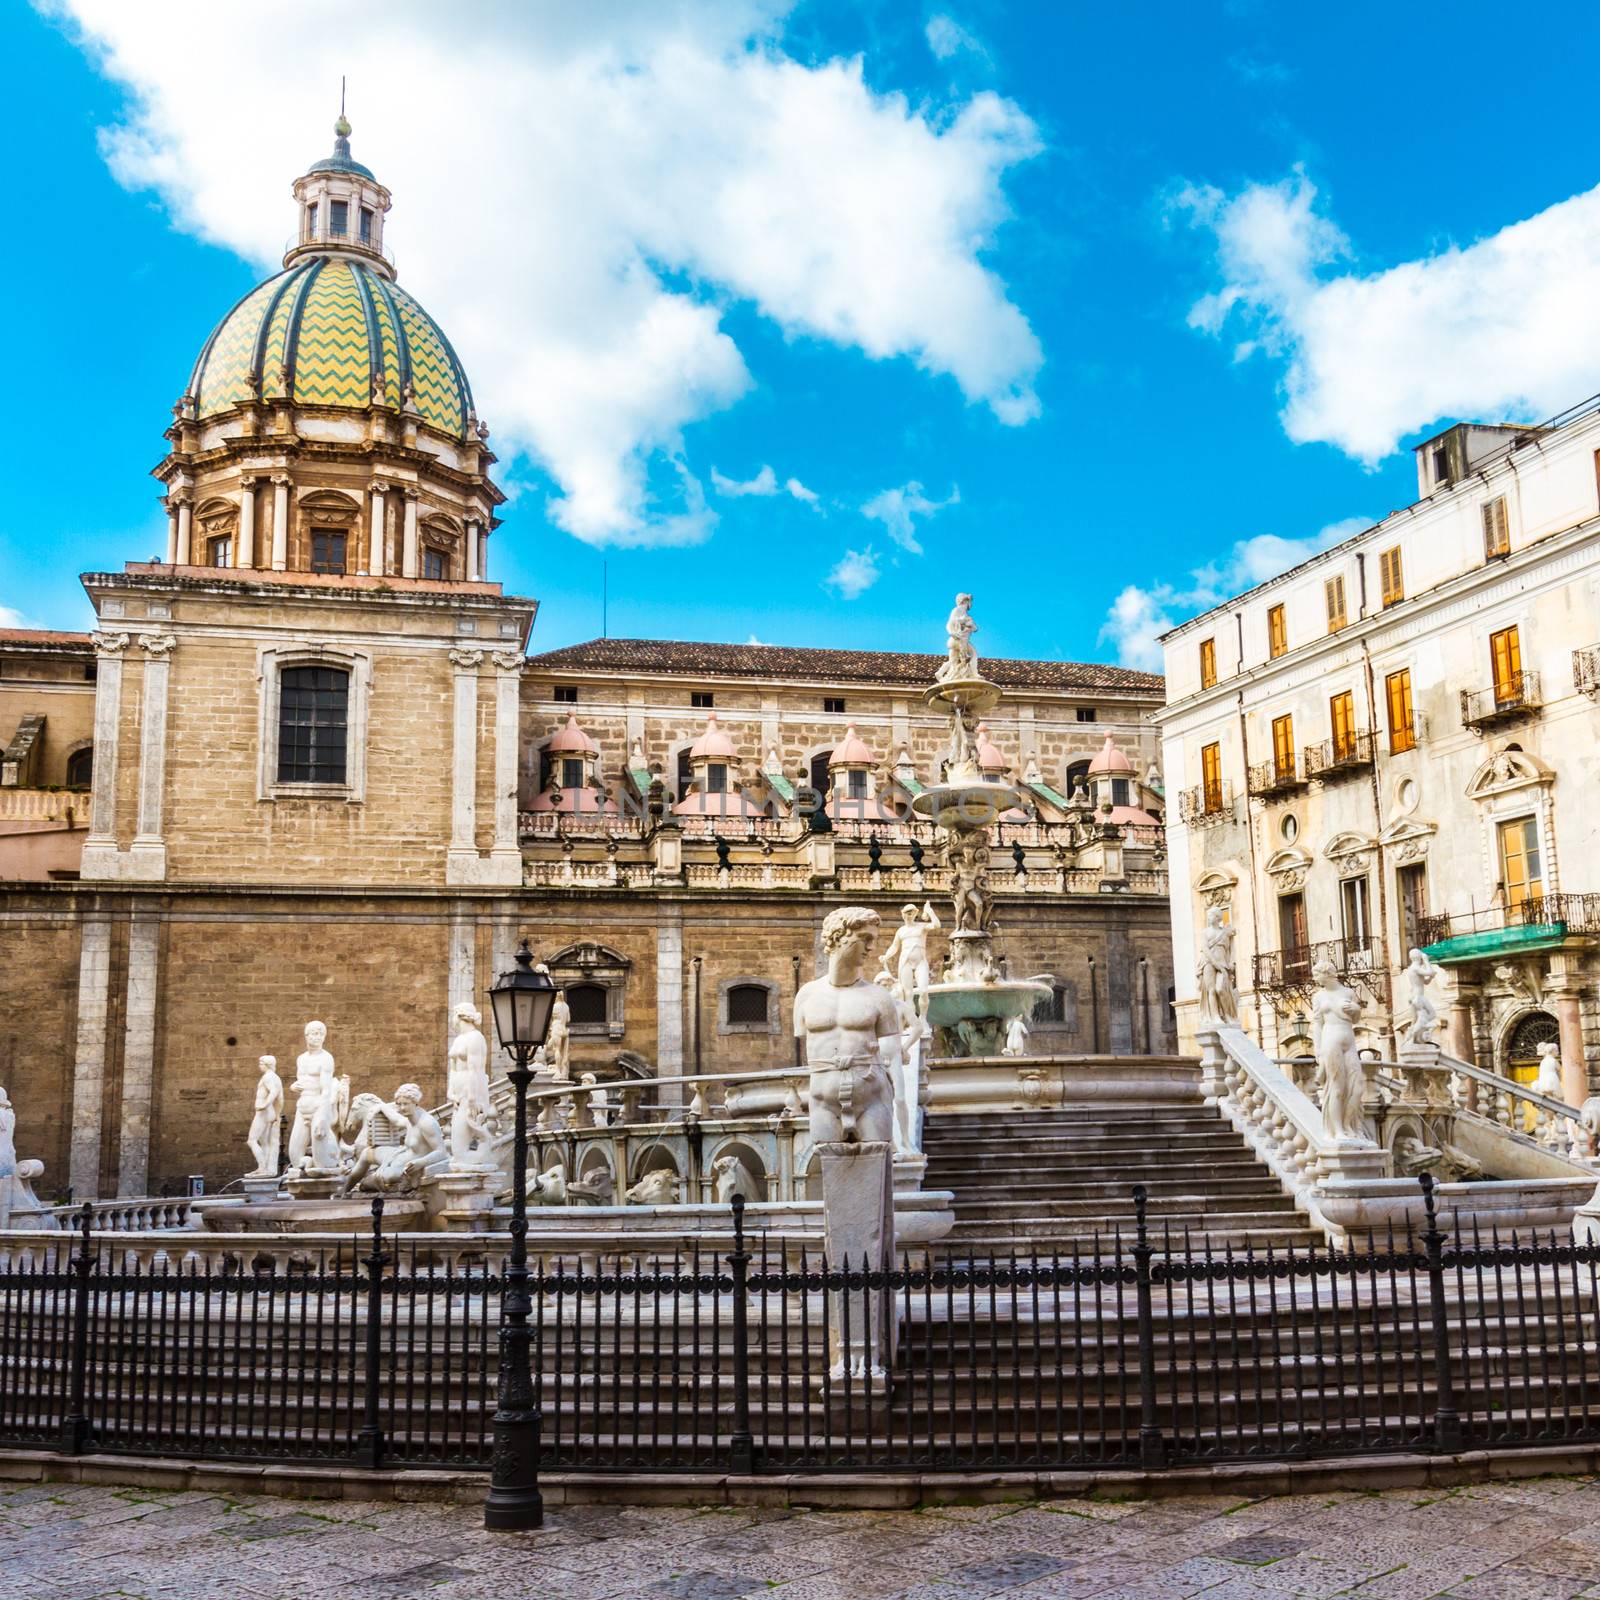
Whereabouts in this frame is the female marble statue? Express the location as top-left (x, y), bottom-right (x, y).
top-left (0, 1087), bottom-right (15, 1181)
top-left (446, 1003), bottom-right (498, 1168)
top-left (1311, 960), bottom-right (1368, 1142)
top-left (1403, 947), bottom-right (1440, 1048)
top-left (545, 991), bottom-right (572, 1082)
top-left (247, 1055), bottom-right (284, 1178)
top-left (1196, 906), bottom-right (1239, 1026)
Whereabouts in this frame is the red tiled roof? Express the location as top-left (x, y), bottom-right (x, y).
top-left (0, 628), bottom-right (94, 652)
top-left (526, 638), bottom-right (1163, 695)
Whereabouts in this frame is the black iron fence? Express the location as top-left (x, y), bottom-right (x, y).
top-left (3, 1183), bottom-right (1599, 1475)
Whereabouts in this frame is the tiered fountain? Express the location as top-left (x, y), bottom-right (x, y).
top-left (912, 593), bottom-right (1050, 1055)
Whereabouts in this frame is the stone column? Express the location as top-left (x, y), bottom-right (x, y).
top-left (164, 501), bottom-right (179, 564)
top-left (117, 910), bottom-right (161, 1197)
top-left (466, 518), bottom-right (480, 582)
top-left (175, 497), bottom-right (193, 565)
top-left (478, 526), bottom-right (490, 581)
top-left (1448, 978), bottom-right (1480, 1112)
top-left (236, 476), bottom-right (256, 569)
top-left (402, 489), bottom-right (420, 578)
top-left (365, 481), bottom-right (387, 577)
top-left (656, 914), bottom-right (684, 1104)
top-left (80, 632), bottom-right (131, 879)
top-left (129, 634), bottom-right (176, 881)
top-left (446, 649), bottom-right (483, 878)
top-left (68, 913), bottom-right (114, 1201)
top-left (448, 901), bottom-right (476, 1056)
top-left (271, 475), bottom-right (290, 570)
top-left (1549, 956), bottom-right (1591, 1105)
top-left (490, 651), bottom-right (524, 878)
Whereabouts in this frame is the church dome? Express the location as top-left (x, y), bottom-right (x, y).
top-left (187, 257), bottom-right (475, 441)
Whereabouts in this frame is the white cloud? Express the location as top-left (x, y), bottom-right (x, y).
top-left (47, 0), bottom-right (1043, 545)
top-left (1098, 516), bottom-right (1369, 671)
top-left (711, 463), bottom-right (821, 505)
top-left (925, 14), bottom-right (989, 64)
top-left (0, 605), bottom-right (40, 630)
top-left (860, 480), bottom-right (959, 554)
top-left (824, 545), bottom-right (880, 599)
top-left (1175, 166), bottom-right (1600, 462)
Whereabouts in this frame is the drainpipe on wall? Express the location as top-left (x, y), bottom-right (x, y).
top-left (1359, 635), bottom-right (1397, 1053)
top-left (791, 954), bottom-right (803, 1069)
top-left (691, 955), bottom-right (703, 1077)
top-left (1087, 953), bottom-right (1101, 1054)
top-left (1234, 646), bottom-right (1266, 1050)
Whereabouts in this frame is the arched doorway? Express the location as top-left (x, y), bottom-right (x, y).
top-left (1505, 1009), bottom-right (1558, 1129)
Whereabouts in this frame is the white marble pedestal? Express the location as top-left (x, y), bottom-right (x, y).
top-left (817, 1139), bottom-right (895, 1383)
top-left (432, 1167), bottom-right (502, 1232)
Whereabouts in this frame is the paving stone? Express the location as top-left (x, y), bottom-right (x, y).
top-left (1213, 1534), bottom-right (1310, 1565)
top-left (952, 1550), bottom-right (1072, 1589)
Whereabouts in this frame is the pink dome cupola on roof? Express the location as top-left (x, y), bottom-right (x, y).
top-left (530, 713), bottom-right (616, 814)
top-left (673, 714), bottom-right (764, 818)
top-left (1087, 733), bottom-right (1158, 825)
top-left (826, 722), bottom-right (883, 819)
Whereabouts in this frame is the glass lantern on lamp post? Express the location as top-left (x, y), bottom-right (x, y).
top-left (483, 938), bottom-right (556, 1531)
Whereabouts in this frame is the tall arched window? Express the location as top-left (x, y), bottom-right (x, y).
top-left (1065, 760), bottom-right (1091, 796)
top-left (65, 747), bottom-right (93, 789)
top-left (277, 666), bottom-right (349, 784)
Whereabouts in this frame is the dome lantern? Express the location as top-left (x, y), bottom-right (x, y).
top-left (285, 106), bottom-right (394, 277)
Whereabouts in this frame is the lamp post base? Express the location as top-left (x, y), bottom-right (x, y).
top-left (484, 1410), bottom-right (544, 1529)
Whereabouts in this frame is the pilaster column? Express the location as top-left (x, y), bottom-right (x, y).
top-left (236, 476), bottom-right (256, 568)
top-left (656, 913), bottom-right (685, 1103)
top-left (271, 475), bottom-right (290, 570)
top-left (466, 518), bottom-right (481, 582)
top-left (68, 912), bottom-right (114, 1201)
top-left (175, 497), bottom-right (193, 565)
top-left (402, 488), bottom-right (420, 578)
top-left (117, 910), bottom-right (162, 1197)
top-left (1548, 953), bottom-right (1591, 1105)
top-left (447, 649), bottom-right (483, 872)
top-left (490, 651), bottom-right (524, 873)
top-left (129, 634), bottom-right (176, 880)
top-left (165, 500), bottom-right (179, 564)
top-left (80, 632), bottom-right (130, 878)
top-left (366, 480), bottom-right (388, 577)
top-left (478, 526), bottom-right (490, 581)
top-left (1448, 978), bottom-right (1481, 1112)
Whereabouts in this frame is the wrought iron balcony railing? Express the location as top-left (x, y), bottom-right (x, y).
top-left (1460, 671), bottom-right (1540, 731)
top-left (1245, 756), bottom-right (1306, 799)
top-left (1302, 730), bottom-right (1376, 782)
top-left (1574, 646), bottom-right (1600, 697)
top-left (1251, 936), bottom-right (1389, 1010)
top-left (1178, 782), bottom-right (1234, 826)
top-left (1415, 892), bottom-right (1600, 949)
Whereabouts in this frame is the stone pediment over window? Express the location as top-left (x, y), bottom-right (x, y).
top-left (1466, 746), bottom-right (1554, 802)
top-left (1378, 816), bottom-right (1437, 863)
top-left (1264, 845), bottom-right (1312, 890)
top-left (547, 942), bottom-right (630, 1039)
top-left (1195, 867), bottom-right (1238, 909)
top-left (1323, 832), bottom-right (1377, 872)
top-left (549, 942), bottom-right (632, 974)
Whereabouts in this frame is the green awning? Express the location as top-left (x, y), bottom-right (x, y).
top-left (1422, 921), bottom-right (1567, 965)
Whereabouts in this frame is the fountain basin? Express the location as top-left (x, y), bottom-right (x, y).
top-left (921, 979), bottom-right (1050, 1027)
top-left (910, 779), bottom-right (1021, 827)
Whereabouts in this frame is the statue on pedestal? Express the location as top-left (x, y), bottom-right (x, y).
top-left (1196, 906), bottom-right (1239, 1026)
top-left (794, 907), bottom-right (902, 1144)
top-left (935, 592), bottom-right (979, 684)
top-left (545, 990), bottom-right (572, 1082)
top-left (247, 1055), bottom-right (284, 1178)
top-left (446, 1003), bottom-right (498, 1168)
top-left (1311, 960), bottom-right (1369, 1143)
top-left (880, 902), bottom-right (941, 1017)
top-left (1403, 948), bottom-right (1440, 1049)
top-left (288, 1021), bottom-right (346, 1173)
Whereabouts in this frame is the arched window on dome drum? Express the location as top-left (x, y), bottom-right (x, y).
top-left (1112, 777), bottom-right (1130, 807)
top-left (65, 747), bottom-right (92, 790)
top-left (277, 666), bottom-right (349, 785)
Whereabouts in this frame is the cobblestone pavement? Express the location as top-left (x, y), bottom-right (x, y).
top-left (5, 1477), bottom-right (1600, 1599)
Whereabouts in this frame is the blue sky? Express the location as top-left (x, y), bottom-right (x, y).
top-left (7, 2), bottom-right (1600, 668)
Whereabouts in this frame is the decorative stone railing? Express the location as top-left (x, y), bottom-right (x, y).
top-left (0, 786), bottom-right (85, 820)
top-left (41, 1196), bottom-right (194, 1232)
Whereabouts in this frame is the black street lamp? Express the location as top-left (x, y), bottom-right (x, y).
top-left (484, 938), bottom-right (557, 1531)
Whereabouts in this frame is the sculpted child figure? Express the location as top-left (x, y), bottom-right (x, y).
top-left (247, 1055), bottom-right (284, 1178)
top-left (794, 907), bottom-right (902, 1145)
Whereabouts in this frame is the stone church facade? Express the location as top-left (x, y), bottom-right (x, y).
top-left (0, 119), bottom-right (1173, 1199)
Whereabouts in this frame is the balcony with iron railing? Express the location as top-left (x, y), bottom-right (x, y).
top-left (1302, 729), bottom-right (1375, 783)
top-left (1460, 670), bottom-right (1540, 732)
top-left (1574, 645), bottom-right (1600, 697)
top-left (1416, 892), bottom-right (1600, 961)
top-left (1252, 936), bottom-right (1389, 1009)
top-left (1178, 781), bottom-right (1234, 827)
top-left (1245, 754), bottom-right (1306, 800)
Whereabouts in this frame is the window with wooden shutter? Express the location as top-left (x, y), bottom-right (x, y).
top-left (1379, 547), bottom-right (1404, 607)
top-left (1267, 603), bottom-right (1287, 659)
top-left (1498, 816), bottom-right (1543, 910)
top-left (1329, 690), bottom-right (1355, 761)
top-left (1482, 496), bottom-right (1509, 559)
top-left (1490, 625), bottom-right (1522, 705)
top-left (1199, 637), bottom-right (1217, 689)
top-left (1325, 574), bottom-right (1347, 632)
top-left (1385, 669), bottom-right (1415, 753)
top-left (1200, 742), bottom-right (1222, 813)
top-left (1271, 713), bottom-right (1295, 781)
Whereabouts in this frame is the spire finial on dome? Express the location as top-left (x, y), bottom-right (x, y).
top-left (333, 79), bottom-right (353, 155)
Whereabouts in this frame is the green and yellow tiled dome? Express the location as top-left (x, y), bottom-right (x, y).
top-left (188, 258), bottom-right (475, 440)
